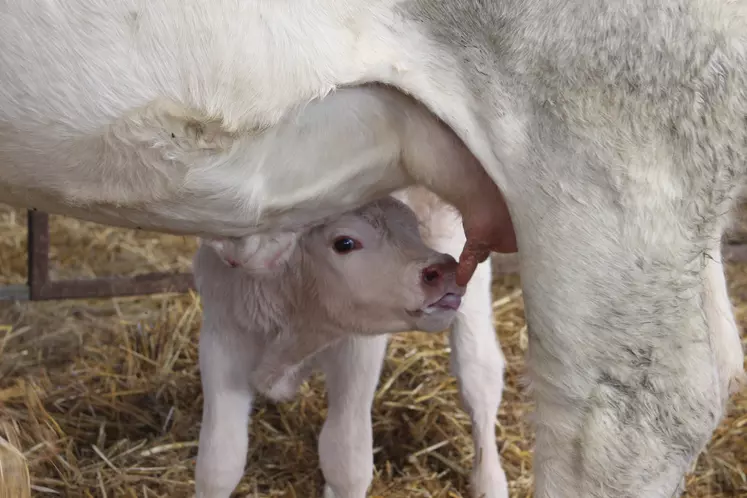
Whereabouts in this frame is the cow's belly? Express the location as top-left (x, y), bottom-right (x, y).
top-left (0, 168), bottom-right (409, 238)
top-left (1, 184), bottom-right (233, 235)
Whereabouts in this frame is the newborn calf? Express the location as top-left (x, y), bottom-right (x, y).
top-left (193, 189), bottom-right (507, 498)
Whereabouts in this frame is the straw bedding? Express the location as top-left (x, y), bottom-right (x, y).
top-left (0, 204), bottom-right (745, 498)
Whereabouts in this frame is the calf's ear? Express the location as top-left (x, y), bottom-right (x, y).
top-left (200, 237), bottom-right (230, 259)
top-left (202, 232), bottom-right (300, 273)
top-left (244, 232), bottom-right (301, 272)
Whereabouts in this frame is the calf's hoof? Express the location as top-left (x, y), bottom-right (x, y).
top-left (471, 461), bottom-right (509, 498)
top-left (322, 484), bottom-right (368, 498)
top-left (322, 485), bottom-right (338, 498)
top-left (194, 484), bottom-right (235, 498)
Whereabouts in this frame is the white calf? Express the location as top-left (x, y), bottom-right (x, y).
top-left (193, 190), bottom-right (507, 498)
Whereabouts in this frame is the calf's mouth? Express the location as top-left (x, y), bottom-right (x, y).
top-left (407, 292), bottom-right (463, 317)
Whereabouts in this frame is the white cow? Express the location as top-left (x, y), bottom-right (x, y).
top-left (0, 1), bottom-right (744, 496)
top-left (193, 189), bottom-right (506, 498)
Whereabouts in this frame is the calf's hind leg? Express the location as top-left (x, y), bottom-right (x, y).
top-left (420, 203), bottom-right (508, 498)
top-left (449, 258), bottom-right (508, 498)
top-left (395, 187), bottom-right (508, 498)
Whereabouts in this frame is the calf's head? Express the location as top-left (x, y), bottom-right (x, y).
top-left (300, 196), bottom-right (465, 334)
top-left (206, 196), bottom-right (465, 334)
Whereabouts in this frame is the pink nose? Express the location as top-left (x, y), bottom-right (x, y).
top-left (421, 258), bottom-right (456, 286)
top-left (226, 258), bottom-right (239, 268)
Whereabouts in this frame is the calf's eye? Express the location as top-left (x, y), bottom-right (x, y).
top-left (332, 236), bottom-right (362, 254)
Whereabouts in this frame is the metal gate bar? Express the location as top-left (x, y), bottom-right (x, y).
top-left (0, 211), bottom-right (194, 302)
top-left (3, 209), bottom-right (747, 302)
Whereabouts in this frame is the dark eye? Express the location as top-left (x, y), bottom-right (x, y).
top-left (332, 236), bottom-right (362, 254)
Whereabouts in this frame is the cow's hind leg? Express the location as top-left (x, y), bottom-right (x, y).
top-left (504, 145), bottom-right (734, 497)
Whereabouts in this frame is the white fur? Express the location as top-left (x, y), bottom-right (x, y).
top-left (1, 1), bottom-right (745, 496)
top-left (193, 189), bottom-right (507, 498)
top-left (0, 1), bottom-right (470, 236)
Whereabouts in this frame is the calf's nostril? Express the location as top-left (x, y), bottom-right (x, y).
top-left (422, 265), bottom-right (443, 285)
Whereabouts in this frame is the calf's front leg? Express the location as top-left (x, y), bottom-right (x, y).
top-left (316, 335), bottom-right (389, 498)
top-left (195, 321), bottom-right (255, 498)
